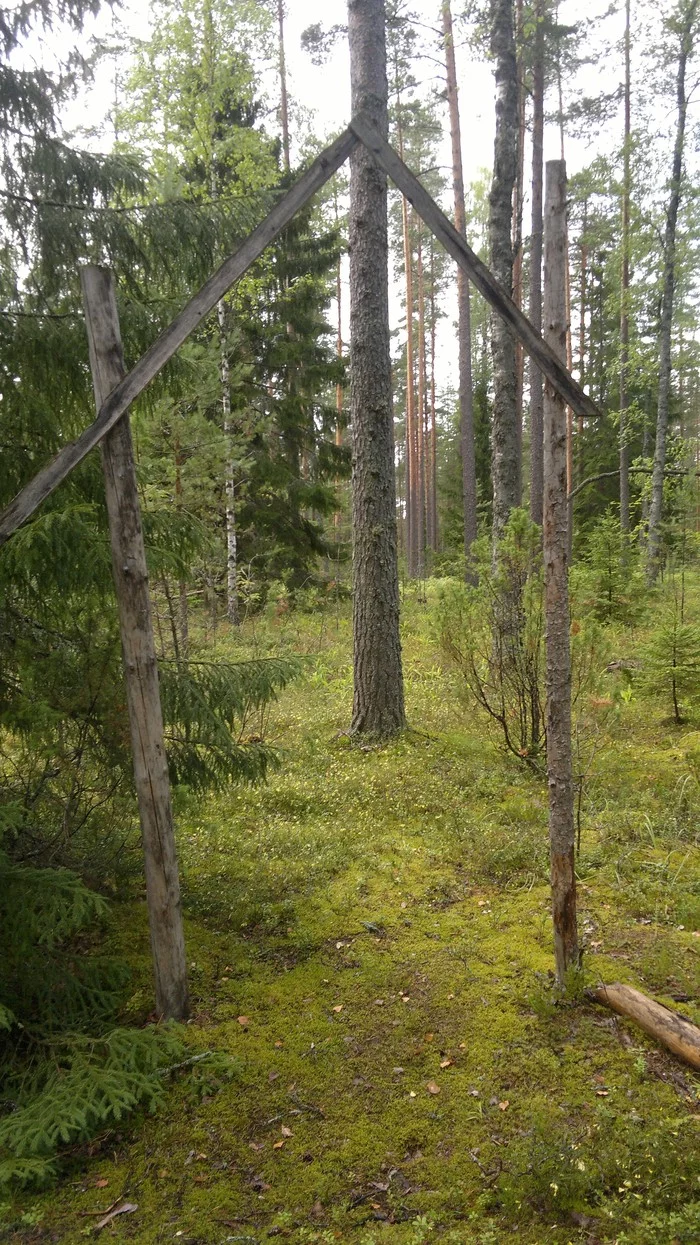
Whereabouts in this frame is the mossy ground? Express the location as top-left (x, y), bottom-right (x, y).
top-left (4, 584), bottom-right (700, 1244)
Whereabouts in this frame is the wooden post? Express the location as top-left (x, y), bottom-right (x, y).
top-left (81, 265), bottom-right (189, 1022)
top-left (542, 162), bottom-right (579, 983)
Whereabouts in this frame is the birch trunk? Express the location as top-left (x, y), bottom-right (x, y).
top-left (647, 0), bottom-right (698, 583)
top-left (348, 0), bottom-right (406, 737)
top-left (542, 162), bottom-right (579, 983)
top-left (442, 0), bottom-right (478, 571)
top-left (489, 0), bottom-right (520, 539)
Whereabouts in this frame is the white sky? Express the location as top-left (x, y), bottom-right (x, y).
top-left (30, 0), bottom-right (640, 394)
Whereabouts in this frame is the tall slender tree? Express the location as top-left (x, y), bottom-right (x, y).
top-left (442, 0), bottom-right (478, 573)
top-left (348, 0), bottom-right (406, 737)
top-left (619, 0), bottom-right (632, 540)
top-left (489, 0), bottom-right (520, 538)
top-left (647, 0), bottom-right (699, 582)
top-left (529, 0), bottom-right (545, 525)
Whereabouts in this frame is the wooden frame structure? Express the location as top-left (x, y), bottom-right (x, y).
top-left (0, 115), bottom-right (598, 1016)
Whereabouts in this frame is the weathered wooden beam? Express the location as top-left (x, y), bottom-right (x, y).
top-left (543, 160), bottom-right (578, 984)
top-left (81, 265), bottom-right (189, 1022)
top-left (350, 114), bottom-right (599, 425)
top-left (0, 127), bottom-right (359, 546)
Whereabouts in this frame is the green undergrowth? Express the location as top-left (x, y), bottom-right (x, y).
top-left (3, 584), bottom-right (699, 1244)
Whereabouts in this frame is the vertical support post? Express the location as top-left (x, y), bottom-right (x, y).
top-left (80, 265), bottom-right (189, 1021)
top-left (542, 162), bottom-right (579, 984)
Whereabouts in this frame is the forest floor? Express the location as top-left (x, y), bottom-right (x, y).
top-left (6, 584), bottom-right (700, 1245)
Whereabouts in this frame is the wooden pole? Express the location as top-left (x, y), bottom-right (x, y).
top-left (81, 265), bottom-right (189, 1022)
top-left (542, 162), bottom-right (578, 984)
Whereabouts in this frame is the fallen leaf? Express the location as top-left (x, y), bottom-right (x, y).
top-left (447, 993), bottom-right (455, 1000)
top-left (94, 1202), bottom-right (138, 1233)
top-left (332, 1004), bottom-right (343, 1013)
top-left (424, 1033), bottom-right (434, 1042)
top-left (459, 1042), bottom-right (467, 1050)
top-left (157, 1168), bottom-right (169, 1178)
top-left (280, 1125), bottom-right (293, 1138)
top-left (426, 1081), bottom-right (441, 1095)
top-left (596, 1089), bottom-right (610, 1097)
top-left (249, 1142), bottom-right (264, 1152)
top-left (273, 1140), bottom-right (285, 1150)
top-left (237, 1015), bottom-right (249, 1026)
top-left (392, 1067), bottom-right (404, 1075)
top-left (268, 1071), bottom-right (280, 1083)
top-left (440, 1059), bottom-right (453, 1069)
top-left (498, 1101), bottom-right (509, 1111)
top-left (374, 999), bottom-right (385, 1006)
top-left (409, 1091), bottom-right (417, 1098)
top-left (274, 1040), bottom-right (284, 1048)
top-left (93, 1179), bottom-right (109, 1189)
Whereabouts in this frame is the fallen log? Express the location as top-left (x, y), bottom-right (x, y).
top-left (587, 983), bottom-right (700, 1072)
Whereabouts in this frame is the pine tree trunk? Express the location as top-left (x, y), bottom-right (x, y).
top-left (529, 0), bottom-right (545, 525)
top-left (542, 161), bottom-right (579, 984)
top-left (442, 0), bottom-right (478, 572)
top-left (619, 0), bottom-right (632, 540)
top-left (647, 0), bottom-right (697, 583)
top-left (348, 0), bottom-right (406, 737)
top-left (489, 0), bottom-right (520, 539)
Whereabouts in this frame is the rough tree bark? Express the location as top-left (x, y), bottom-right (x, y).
top-left (81, 265), bottom-right (189, 1021)
top-left (529, 0), bottom-right (545, 526)
top-left (647, 0), bottom-right (698, 583)
top-left (489, 0), bottom-right (521, 539)
top-left (542, 162), bottom-right (579, 983)
top-left (442, 0), bottom-right (478, 570)
top-left (348, 0), bottom-right (406, 737)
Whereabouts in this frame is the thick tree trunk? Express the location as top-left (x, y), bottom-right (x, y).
top-left (647, 0), bottom-right (698, 583)
top-left (489, 0), bottom-right (520, 539)
top-left (529, 0), bottom-right (545, 525)
top-left (81, 265), bottom-right (189, 1021)
top-left (442, 0), bottom-right (478, 571)
top-left (348, 0), bottom-right (406, 737)
top-left (619, 0), bottom-right (632, 540)
top-left (542, 163), bottom-right (579, 984)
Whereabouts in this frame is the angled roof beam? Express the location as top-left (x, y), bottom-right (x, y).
top-left (349, 113), bottom-right (599, 425)
top-left (0, 127), bottom-right (359, 546)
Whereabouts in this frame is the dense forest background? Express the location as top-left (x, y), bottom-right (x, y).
top-left (1, 1), bottom-right (700, 1242)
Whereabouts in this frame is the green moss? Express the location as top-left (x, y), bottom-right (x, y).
top-left (4, 595), bottom-right (699, 1244)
